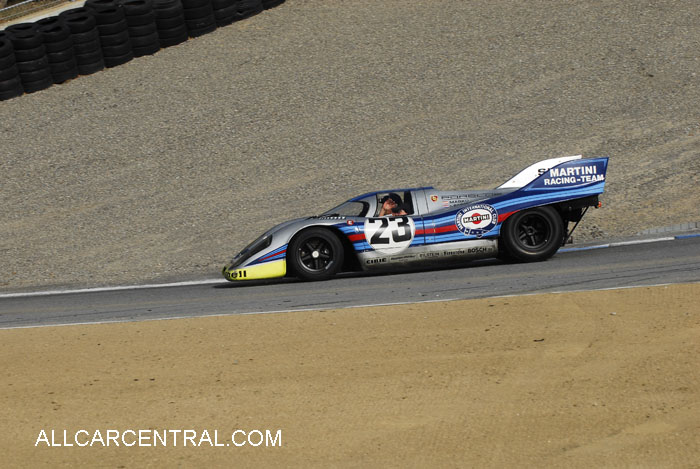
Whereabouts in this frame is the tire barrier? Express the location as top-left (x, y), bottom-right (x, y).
top-left (237, 0), bottom-right (264, 19)
top-left (0, 31), bottom-right (24, 100)
top-left (181, 0), bottom-right (216, 38)
top-left (262, 0), bottom-right (284, 9)
top-left (0, 0), bottom-right (284, 100)
top-left (121, 0), bottom-right (160, 57)
top-left (154, 0), bottom-right (188, 48)
top-left (59, 7), bottom-right (106, 76)
top-left (85, 0), bottom-right (134, 68)
top-left (5, 22), bottom-right (53, 94)
top-left (36, 17), bottom-right (79, 84)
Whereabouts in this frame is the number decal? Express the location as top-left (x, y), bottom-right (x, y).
top-left (392, 217), bottom-right (412, 242)
top-left (364, 217), bottom-right (416, 253)
top-left (369, 218), bottom-right (391, 244)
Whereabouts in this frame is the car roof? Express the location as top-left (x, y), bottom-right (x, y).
top-left (348, 186), bottom-right (434, 202)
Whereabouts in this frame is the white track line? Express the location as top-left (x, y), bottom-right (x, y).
top-left (0, 279), bottom-right (225, 299)
top-left (2, 281), bottom-right (697, 331)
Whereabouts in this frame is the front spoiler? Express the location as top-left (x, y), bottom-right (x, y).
top-left (222, 259), bottom-right (287, 281)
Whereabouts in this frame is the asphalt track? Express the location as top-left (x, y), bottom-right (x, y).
top-left (1, 236), bottom-right (699, 329)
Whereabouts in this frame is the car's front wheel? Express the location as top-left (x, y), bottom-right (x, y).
top-left (288, 228), bottom-right (344, 281)
top-left (500, 206), bottom-right (563, 262)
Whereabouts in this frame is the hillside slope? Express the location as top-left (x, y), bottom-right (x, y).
top-left (1, 0), bottom-right (698, 290)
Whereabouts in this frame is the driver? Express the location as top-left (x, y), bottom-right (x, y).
top-left (378, 192), bottom-right (402, 216)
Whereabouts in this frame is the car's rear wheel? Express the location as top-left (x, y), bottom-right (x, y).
top-left (288, 228), bottom-right (344, 281)
top-left (500, 206), bottom-right (563, 262)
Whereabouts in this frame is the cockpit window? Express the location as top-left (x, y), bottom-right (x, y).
top-left (375, 191), bottom-right (414, 217)
top-left (321, 201), bottom-right (369, 217)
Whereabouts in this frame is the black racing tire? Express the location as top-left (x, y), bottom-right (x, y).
top-left (0, 64), bottom-right (19, 81)
top-left (183, 3), bottom-right (213, 19)
top-left (102, 41), bottom-right (132, 57)
top-left (158, 30), bottom-right (188, 47)
top-left (213, 4), bottom-right (236, 19)
top-left (156, 15), bottom-right (185, 29)
top-left (97, 19), bottom-right (129, 35)
top-left (187, 22), bottom-right (216, 37)
top-left (125, 12), bottom-right (157, 26)
top-left (16, 56), bottom-right (49, 73)
top-left (0, 53), bottom-right (16, 70)
top-left (185, 15), bottom-right (215, 28)
top-left (44, 37), bottom-right (74, 53)
top-left (211, 0), bottom-right (234, 9)
top-left (99, 30), bottom-right (130, 46)
top-left (73, 39), bottom-right (101, 54)
top-left (500, 206), bottom-right (564, 262)
top-left (128, 22), bottom-right (157, 36)
top-left (47, 47), bottom-right (76, 63)
top-left (70, 28), bottom-right (100, 44)
top-left (18, 65), bottom-right (51, 82)
top-left (104, 51), bottom-right (133, 67)
top-left (288, 228), bottom-right (344, 281)
top-left (154, 1), bottom-right (184, 19)
top-left (60, 10), bottom-right (98, 33)
top-left (0, 37), bottom-right (14, 58)
top-left (6, 23), bottom-right (43, 49)
top-left (0, 85), bottom-right (24, 101)
top-left (21, 75), bottom-right (53, 93)
top-left (132, 42), bottom-right (160, 56)
top-left (51, 66), bottom-right (79, 83)
top-left (77, 59), bottom-right (105, 75)
top-left (262, 0), bottom-right (284, 9)
top-left (86, 0), bottom-right (119, 11)
top-left (214, 13), bottom-right (237, 27)
top-left (14, 45), bottom-right (46, 62)
top-left (130, 31), bottom-right (159, 46)
top-left (37, 21), bottom-right (72, 42)
top-left (75, 48), bottom-right (104, 65)
top-left (181, 0), bottom-right (211, 8)
top-left (0, 75), bottom-right (22, 91)
top-left (48, 57), bottom-right (78, 73)
top-left (122, 0), bottom-right (153, 15)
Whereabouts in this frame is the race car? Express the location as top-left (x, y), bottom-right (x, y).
top-left (223, 155), bottom-right (608, 282)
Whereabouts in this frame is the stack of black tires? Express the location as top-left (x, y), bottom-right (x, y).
top-left (122, 0), bottom-right (161, 57)
top-left (59, 8), bottom-right (106, 75)
top-left (84, 0), bottom-right (134, 68)
top-left (3, 23), bottom-right (53, 94)
top-left (0, 31), bottom-right (24, 100)
top-left (0, 0), bottom-right (286, 101)
top-left (154, 0), bottom-right (188, 47)
top-left (36, 17), bottom-right (79, 84)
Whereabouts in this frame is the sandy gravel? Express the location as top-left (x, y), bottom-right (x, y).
top-left (1, 0), bottom-right (699, 291)
top-left (1, 283), bottom-right (698, 467)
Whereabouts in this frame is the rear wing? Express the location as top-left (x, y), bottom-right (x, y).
top-left (498, 156), bottom-right (583, 189)
top-left (484, 157), bottom-right (608, 217)
top-left (520, 157), bottom-right (608, 193)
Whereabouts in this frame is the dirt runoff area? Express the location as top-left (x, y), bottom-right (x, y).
top-left (1, 283), bottom-right (698, 467)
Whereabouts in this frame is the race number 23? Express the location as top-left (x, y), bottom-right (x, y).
top-left (364, 217), bottom-right (415, 252)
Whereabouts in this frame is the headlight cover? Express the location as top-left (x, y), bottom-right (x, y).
top-left (229, 235), bottom-right (272, 268)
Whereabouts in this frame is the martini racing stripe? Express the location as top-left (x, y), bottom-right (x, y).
top-left (249, 245), bottom-right (287, 265)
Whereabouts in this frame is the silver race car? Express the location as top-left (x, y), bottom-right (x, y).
top-left (223, 155), bottom-right (608, 281)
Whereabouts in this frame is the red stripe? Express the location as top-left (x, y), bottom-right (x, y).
top-left (348, 233), bottom-right (365, 242)
top-left (498, 211), bottom-right (517, 222)
top-left (260, 249), bottom-right (286, 261)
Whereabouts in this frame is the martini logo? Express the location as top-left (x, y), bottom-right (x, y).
top-left (455, 204), bottom-right (498, 238)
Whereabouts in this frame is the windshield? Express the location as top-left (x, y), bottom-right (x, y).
top-left (321, 201), bottom-right (369, 217)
